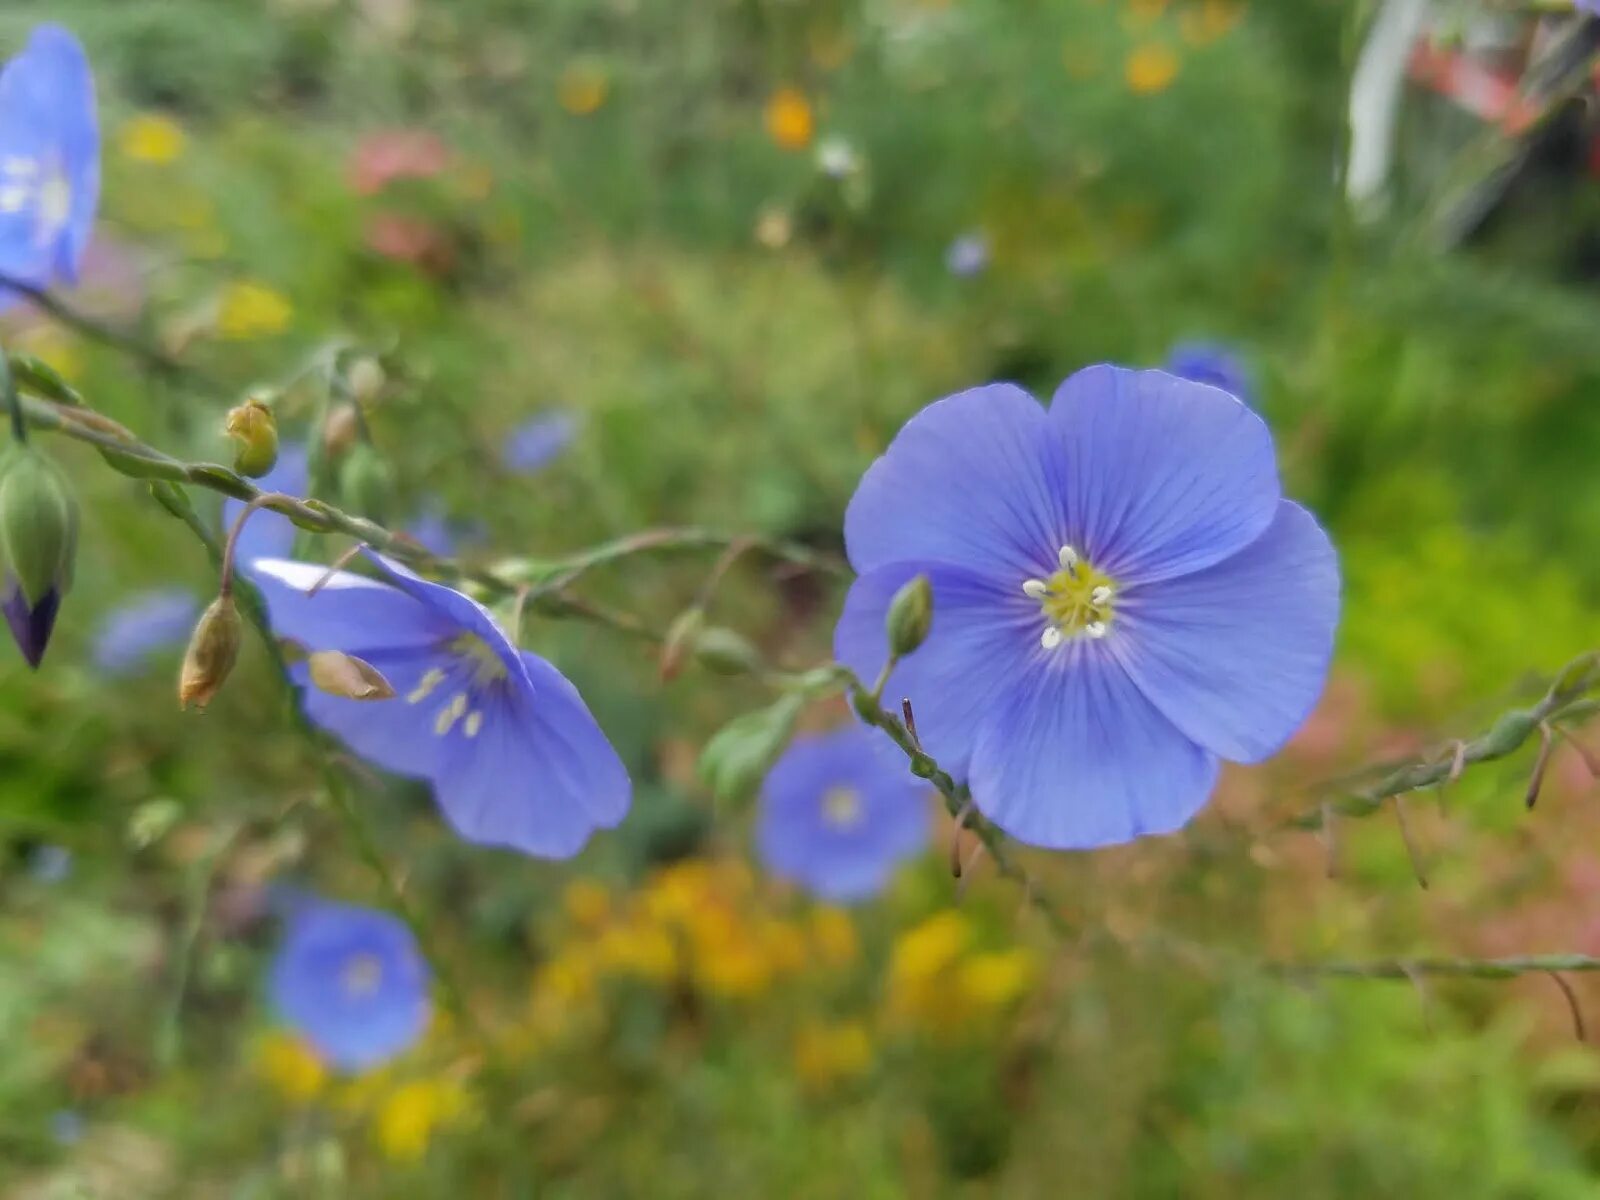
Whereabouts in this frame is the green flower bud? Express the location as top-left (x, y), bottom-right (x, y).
top-left (692, 626), bottom-right (763, 676)
top-left (886, 573), bottom-right (933, 657)
top-left (697, 693), bottom-right (804, 805)
top-left (346, 356), bottom-right (386, 406)
top-left (307, 650), bottom-right (395, 701)
top-left (224, 398), bottom-right (279, 478)
top-left (658, 606), bottom-right (705, 682)
top-left (337, 442), bottom-right (395, 524)
top-left (0, 446), bottom-right (78, 667)
top-left (179, 595), bottom-right (242, 710)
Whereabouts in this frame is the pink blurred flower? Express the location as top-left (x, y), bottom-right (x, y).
top-left (347, 128), bottom-right (450, 197)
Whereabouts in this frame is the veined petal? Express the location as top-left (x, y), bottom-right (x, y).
top-left (250, 557), bottom-right (451, 654)
top-left (1113, 501), bottom-right (1339, 763)
top-left (359, 550), bottom-right (529, 688)
top-left (969, 645), bottom-right (1219, 850)
top-left (1047, 365), bottom-right (1279, 584)
top-left (432, 653), bottom-right (630, 859)
top-left (291, 646), bottom-right (462, 781)
top-left (843, 384), bottom-right (1065, 580)
top-left (834, 560), bottom-right (1038, 779)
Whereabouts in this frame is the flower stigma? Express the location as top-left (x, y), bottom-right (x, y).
top-left (340, 952), bottom-right (384, 999)
top-left (821, 786), bottom-right (864, 831)
top-left (1022, 545), bottom-right (1117, 649)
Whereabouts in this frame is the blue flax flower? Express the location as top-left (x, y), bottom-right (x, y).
top-left (0, 25), bottom-right (98, 296)
top-left (269, 898), bottom-right (430, 1071)
top-left (92, 587), bottom-right (198, 675)
top-left (502, 411), bottom-right (578, 475)
top-left (757, 726), bottom-right (930, 901)
top-left (1165, 340), bottom-right (1253, 406)
top-left (222, 443), bottom-right (308, 569)
top-left (945, 231), bottom-right (989, 278)
top-left (251, 549), bottom-right (630, 858)
top-left (835, 366), bottom-right (1339, 850)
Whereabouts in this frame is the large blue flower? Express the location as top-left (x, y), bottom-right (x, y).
top-left (757, 726), bottom-right (931, 902)
top-left (91, 587), bottom-right (198, 675)
top-left (222, 442), bottom-right (309, 569)
top-left (251, 549), bottom-right (630, 858)
top-left (0, 25), bottom-right (98, 295)
top-left (269, 898), bottom-right (430, 1071)
top-left (835, 367), bottom-right (1339, 850)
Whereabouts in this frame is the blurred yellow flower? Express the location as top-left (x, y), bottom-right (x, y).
top-left (1180, 0), bottom-right (1243, 44)
top-left (119, 113), bottom-right (187, 164)
top-left (372, 1079), bottom-right (467, 1162)
top-left (808, 907), bottom-right (859, 970)
top-left (253, 1031), bottom-right (326, 1104)
top-left (537, 947), bottom-right (598, 1006)
top-left (959, 948), bottom-right (1037, 1012)
top-left (596, 920), bottom-right (678, 983)
top-left (1125, 44), bottom-right (1180, 95)
top-left (793, 1020), bottom-right (873, 1091)
top-left (558, 61), bottom-right (610, 116)
top-left (217, 281), bottom-right (293, 339)
top-left (1122, 0), bottom-right (1169, 29)
top-left (890, 910), bottom-right (971, 989)
top-left (562, 879), bottom-right (611, 929)
top-left (765, 88), bottom-right (815, 152)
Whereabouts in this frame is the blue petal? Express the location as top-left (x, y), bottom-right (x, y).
top-left (1165, 341), bottom-right (1252, 406)
top-left (291, 645), bottom-right (461, 781)
top-left (843, 384), bottom-right (1065, 581)
top-left (969, 645), bottom-right (1219, 850)
top-left (502, 411), bottom-right (578, 475)
top-left (358, 551), bottom-right (530, 688)
top-left (834, 560), bottom-right (1036, 778)
top-left (431, 652), bottom-right (630, 858)
top-left (1113, 501), bottom-right (1340, 763)
top-left (91, 588), bottom-right (198, 674)
top-left (0, 25), bottom-right (98, 288)
top-left (1047, 366), bottom-right (1280, 585)
top-left (223, 444), bottom-right (309, 569)
top-left (249, 557), bottom-right (451, 654)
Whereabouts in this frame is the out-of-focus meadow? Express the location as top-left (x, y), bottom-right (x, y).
top-left (8, 0), bottom-right (1600, 1195)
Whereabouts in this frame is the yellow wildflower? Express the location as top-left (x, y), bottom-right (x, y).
top-left (562, 879), bottom-right (611, 929)
top-left (765, 87), bottom-right (815, 152)
top-left (536, 947), bottom-right (598, 1006)
top-left (793, 1020), bottom-right (873, 1092)
top-left (119, 113), bottom-right (187, 164)
top-left (596, 920), bottom-right (679, 984)
top-left (808, 907), bottom-right (859, 970)
top-left (558, 61), bottom-right (610, 116)
top-left (1125, 44), bottom-right (1180, 95)
top-left (217, 281), bottom-right (293, 339)
top-left (253, 1031), bottom-right (326, 1105)
top-left (372, 1079), bottom-right (467, 1162)
top-left (959, 948), bottom-right (1037, 1012)
top-left (1180, 0), bottom-right (1243, 44)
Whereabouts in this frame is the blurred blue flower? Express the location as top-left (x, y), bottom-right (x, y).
top-left (406, 503), bottom-right (485, 559)
top-left (92, 587), bottom-right (198, 675)
top-left (502, 412), bottom-right (577, 475)
top-left (756, 726), bottom-right (929, 902)
top-left (1165, 341), bottom-right (1253, 406)
top-left (250, 549), bottom-right (630, 858)
top-left (835, 367), bottom-right (1339, 850)
top-left (269, 898), bottom-right (430, 1071)
top-left (944, 231), bottom-right (989, 278)
top-left (49, 1109), bottom-right (84, 1145)
top-left (28, 842), bottom-right (71, 882)
top-left (222, 442), bottom-right (308, 570)
top-left (0, 25), bottom-right (98, 296)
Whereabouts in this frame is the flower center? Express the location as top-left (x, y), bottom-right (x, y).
top-left (1021, 544), bottom-right (1117, 649)
top-left (340, 952), bottom-right (384, 998)
top-left (403, 633), bottom-right (508, 740)
top-left (821, 786), bottom-right (864, 830)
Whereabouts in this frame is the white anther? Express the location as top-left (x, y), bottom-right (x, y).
top-left (406, 667), bottom-right (445, 705)
top-left (1085, 621), bottom-right (1108, 639)
top-left (0, 184), bottom-right (28, 214)
top-left (1058, 545), bottom-right (1080, 572)
top-left (2, 156), bottom-right (38, 178)
top-left (1022, 579), bottom-right (1048, 600)
top-left (1040, 626), bottom-right (1063, 650)
top-left (1090, 586), bottom-right (1113, 607)
top-left (464, 711), bottom-right (483, 739)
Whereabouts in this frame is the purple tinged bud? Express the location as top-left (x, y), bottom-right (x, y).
top-left (3, 580), bottom-right (59, 668)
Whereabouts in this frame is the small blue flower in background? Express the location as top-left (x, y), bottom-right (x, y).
top-left (757, 726), bottom-right (930, 902)
top-left (49, 1109), bottom-right (84, 1146)
top-left (92, 587), bottom-right (198, 675)
top-left (222, 443), bottom-right (308, 569)
top-left (1165, 341), bottom-right (1253, 406)
top-left (835, 366), bottom-right (1339, 850)
top-left (0, 25), bottom-right (98, 296)
top-left (502, 411), bottom-right (577, 475)
top-left (945, 231), bottom-right (989, 278)
top-left (269, 897), bottom-right (430, 1071)
top-left (250, 549), bottom-right (631, 858)
top-left (405, 503), bottom-right (484, 559)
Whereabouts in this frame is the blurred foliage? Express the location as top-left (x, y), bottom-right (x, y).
top-left (4, 0), bottom-right (1600, 1195)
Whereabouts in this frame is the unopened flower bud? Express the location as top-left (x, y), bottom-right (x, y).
top-left (886, 573), bottom-right (933, 657)
top-left (179, 595), bottom-right (242, 710)
top-left (698, 694), bottom-right (804, 805)
top-left (307, 650), bottom-right (395, 701)
top-left (0, 446), bottom-right (78, 668)
top-left (346, 357), bottom-right (385, 406)
top-left (692, 626), bottom-right (763, 676)
top-left (225, 398), bottom-right (279, 478)
top-left (337, 442), bottom-right (395, 523)
top-left (322, 402), bottom-right (361, 456)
